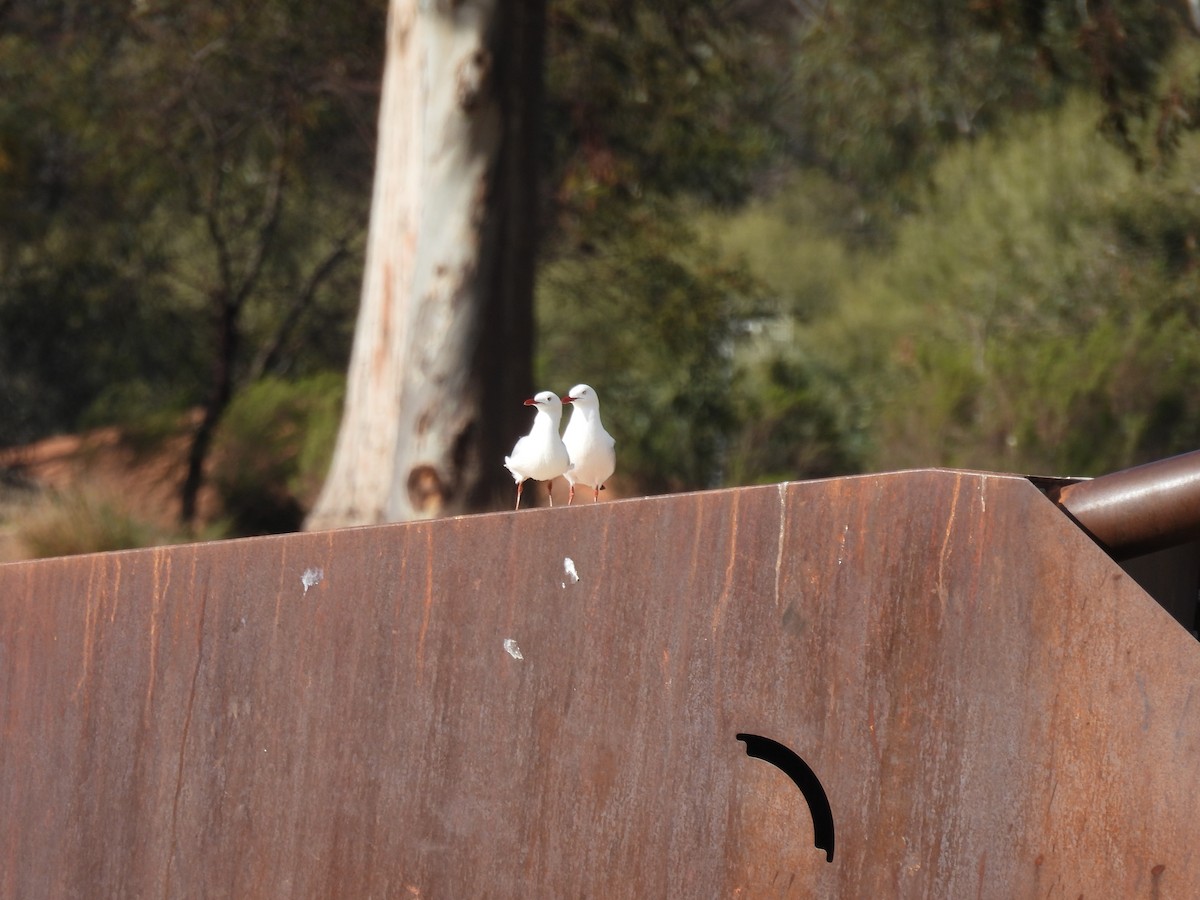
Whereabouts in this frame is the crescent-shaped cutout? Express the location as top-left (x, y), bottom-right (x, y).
top-left (736, 733), bottom-right (835, 862)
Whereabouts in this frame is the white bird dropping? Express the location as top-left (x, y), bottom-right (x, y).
top-left (561, 384), bottom-right (616, 504)
top-left (504, 390), bottom-right (572, 510)
top-left (300, 567), bottom-right (323, 594)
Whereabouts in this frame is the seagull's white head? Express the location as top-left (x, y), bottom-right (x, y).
top-left (562, 383), bottom-right (599, 409)
top-left (524, 390), bottom-right (562, 412)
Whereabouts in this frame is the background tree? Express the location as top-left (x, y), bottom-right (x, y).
top-left (306, 0), bottom-right (545, 528)
top-left (5, 0), bottom-right (1200, 556)
top-left (0, 0), bottom-right (382, 527)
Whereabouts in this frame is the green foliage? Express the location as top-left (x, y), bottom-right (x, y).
top-left (536, 207), bottom-right (756, 492)
top-left (549, 0), bottom-right (768, 191)
top-left (783, 0), bottom-right (1190, 233)
top-left (81, 383), bottom-right (193, 460)
top-left (718, 93), bottom-right (1200, 479)
top-left (537, 1), bottom-right (798, 494)
top-left (792, 3), bottom-right (1028, 185)
top-left (5, 0), bottom-right (1200, 501)
top-left (701, 170), bottom-right (862, 323)
top-left (210, 372), bottom-right (344, 534)
top-left (851, 96), bottom-right (1200, 475)
top-left (725, 349), bottom-right (864, 485)
top-left (0, 1), bottom-right (379, 448)
top-left (544, 0), bottom-right (789, 239)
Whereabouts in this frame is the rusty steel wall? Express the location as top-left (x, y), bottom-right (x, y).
top-left (3, 470), bottom-right (1199, 898)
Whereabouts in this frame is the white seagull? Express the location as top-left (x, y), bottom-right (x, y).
top-left (561, 383), bottom-right (616, 504)
top-left (504, 390), bottom-right (572, 510)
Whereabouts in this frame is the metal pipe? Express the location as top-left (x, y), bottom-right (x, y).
top-left (1050, 449), bottom-right (1200, 558)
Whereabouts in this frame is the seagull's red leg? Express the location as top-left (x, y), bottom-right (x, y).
top-left (515, 481), bottom-right (524, 511)
top-left (547, 479), bottom-right (555, 507)
top-left (593, 485), bottom-right (601, 503)
top-left (568, 483), bottom-right (576, 505)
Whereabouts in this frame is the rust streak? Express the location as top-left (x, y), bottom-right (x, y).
top-left (108, 556), bottom-right (121, 623)
top-left (74, 556), bottom-right (102, 698)
top-left (774, 482), bottom-right (788, 608)
top-left (273, 540), bottom-right (287, 631)
top-left (144, 548), bottom-right (167, 718)
top-left (415, 528), bottom-right (434, 682)
top-left (164, 550), bottom-right (208, 900)
top-left (711, 492), bottom-right (740, 634)
top-left (936, 475), bottom-right (963, 610)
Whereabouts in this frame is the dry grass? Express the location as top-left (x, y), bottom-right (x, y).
top-left (0, 417), bottom-right (224, 563)
top-left (9, 488), bottom-right (186, 561)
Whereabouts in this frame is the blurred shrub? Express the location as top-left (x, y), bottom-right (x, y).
top-left (536, 209), bottom-right (756, 493)
top-left (840, 95), bottom-right (1200, 475)
top-left (210, 372), bottom-right (344, 535)
top-left (725, 351), bottom-right (864, 485)
top-left (16, 489), bottom-right (181, 559)
top-left (715, 92), bottom-right (1200, 479)
top-left (81, 381), bottom-right (192, 457)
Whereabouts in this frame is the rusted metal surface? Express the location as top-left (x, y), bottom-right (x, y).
top-left (1052, 448), bottom-right (1200, 557)
top-left (3, 470), bottom-right (1199, 897)
top-left (1118, 540), bottom-right (1200, 632)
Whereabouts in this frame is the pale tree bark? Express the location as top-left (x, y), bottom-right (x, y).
top-left (306, 0), bottom-right (544, 529)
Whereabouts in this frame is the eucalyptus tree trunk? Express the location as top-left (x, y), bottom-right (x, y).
top-left (306, 0), bottom-right (544, 528)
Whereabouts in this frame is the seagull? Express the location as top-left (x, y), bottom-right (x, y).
top-left (504, 390), bottom-right (572, 510)
top-left (561, 383), bottom-right (616, 504)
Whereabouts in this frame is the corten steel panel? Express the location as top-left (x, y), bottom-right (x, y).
top-left (2, 470), bottom-right (1199, 898)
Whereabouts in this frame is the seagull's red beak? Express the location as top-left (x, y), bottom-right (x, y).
top-left (523, 398), bottom-right (537, 406)
top-left (561, 396), bottom-right (574, 404)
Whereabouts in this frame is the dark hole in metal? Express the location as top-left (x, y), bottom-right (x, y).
top-left (737, 733), bottom-right (835, 862)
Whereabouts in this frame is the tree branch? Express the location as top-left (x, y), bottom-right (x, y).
top-left (247, 235), bottom-right (355, 382)
top-left (231, 133), bottom-right (289, 310)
